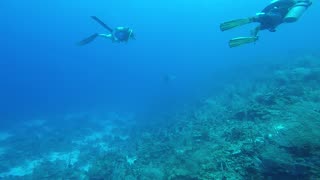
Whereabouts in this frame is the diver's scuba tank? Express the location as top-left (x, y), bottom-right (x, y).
top-left (284, 0), bottom-right (312, 22)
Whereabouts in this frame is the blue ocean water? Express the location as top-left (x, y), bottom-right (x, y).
top-left (0, 0), bottom-right (319, 179)
top-left (1, 0), bottom-right (317, 122)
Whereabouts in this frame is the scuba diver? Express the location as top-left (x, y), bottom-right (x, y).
top-left (220, 0), bottom-right (312, 48)
top-left (78, 16), bottom-right (135, 45)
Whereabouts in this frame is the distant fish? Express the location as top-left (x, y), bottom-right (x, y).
top-left (163, 74), bottom-right (177, 83)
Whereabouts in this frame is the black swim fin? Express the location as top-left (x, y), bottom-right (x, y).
top-left (77, 33), bottom-right (99, 46)
top-left (91, 16), bottom-right (113, 33)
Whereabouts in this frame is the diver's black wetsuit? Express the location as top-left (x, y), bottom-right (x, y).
top-left (253, 0), bottom-right (295, 32)
top-left (114, 29), bottom-right (131, 42)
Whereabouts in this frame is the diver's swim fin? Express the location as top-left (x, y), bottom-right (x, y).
top-left (229, 36), bottom-right (258, 48)
top-left (220, 18), bottom-right (253, 31)
top-left (91, 16), bottom-right (113, 32)
top-left (77, 33), bottom-right (99, 46)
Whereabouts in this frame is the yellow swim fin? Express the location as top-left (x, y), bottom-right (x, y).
top-left (220, 18), bottom-right (253, 31)
top-left (228, 36), bottom-right (258, 48)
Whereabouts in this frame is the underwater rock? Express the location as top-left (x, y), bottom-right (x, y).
top-left (291, 67), bottom-right (312, 81)
top-left (223, 127), bottom-right (246, 142)
top-left (168, 168), bottom-right (199, 180)
top-left (304, 68), bottom-right (320, 82)
top-left (192, 130), bottom-right (211, 142)
top-left (234, 111), bottom-right (246, 121)
top-left (254, 93), bottom-right (277, 106)
top-left (246, 107), bottom-right (269, 121)
top-left (254, 146), bottom-right (312, 179)
top-left (169, 175), bottom-right (199, 180)
top-left (139, 167), bottom-right (164, 180)
top-left (233, 107), bottom-right (269, 121)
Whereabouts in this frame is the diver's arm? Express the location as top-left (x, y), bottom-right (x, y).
top-left (98, 33), bottom-right (120, 42)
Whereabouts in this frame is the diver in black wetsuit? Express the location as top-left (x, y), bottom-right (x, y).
top-left (78, 16), bottom-right (135, 46)
top-left (220, 0), bottom-right (312, 48)
top-left (251, 0), bottom-right (297, 36)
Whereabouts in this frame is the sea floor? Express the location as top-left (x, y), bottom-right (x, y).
top-left (1, 54), bottom-right (320, 179)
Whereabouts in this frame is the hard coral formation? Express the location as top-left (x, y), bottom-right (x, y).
top-left (1, 54), bottom-right (320, 179)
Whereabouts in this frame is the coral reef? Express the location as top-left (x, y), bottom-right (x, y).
top-left (1, 54), bottom-right (320, 179)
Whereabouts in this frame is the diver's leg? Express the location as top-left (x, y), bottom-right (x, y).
top-left (251, 25), bottom-right (261, 37)
top-left (98, 33), bottom-right (117, 42)
top-left (91, 16), bottom-right (113, 33)
top-left (98, 33), bottom-right (114, 40)
top-left (77, 33), bottom-right (99, 46)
